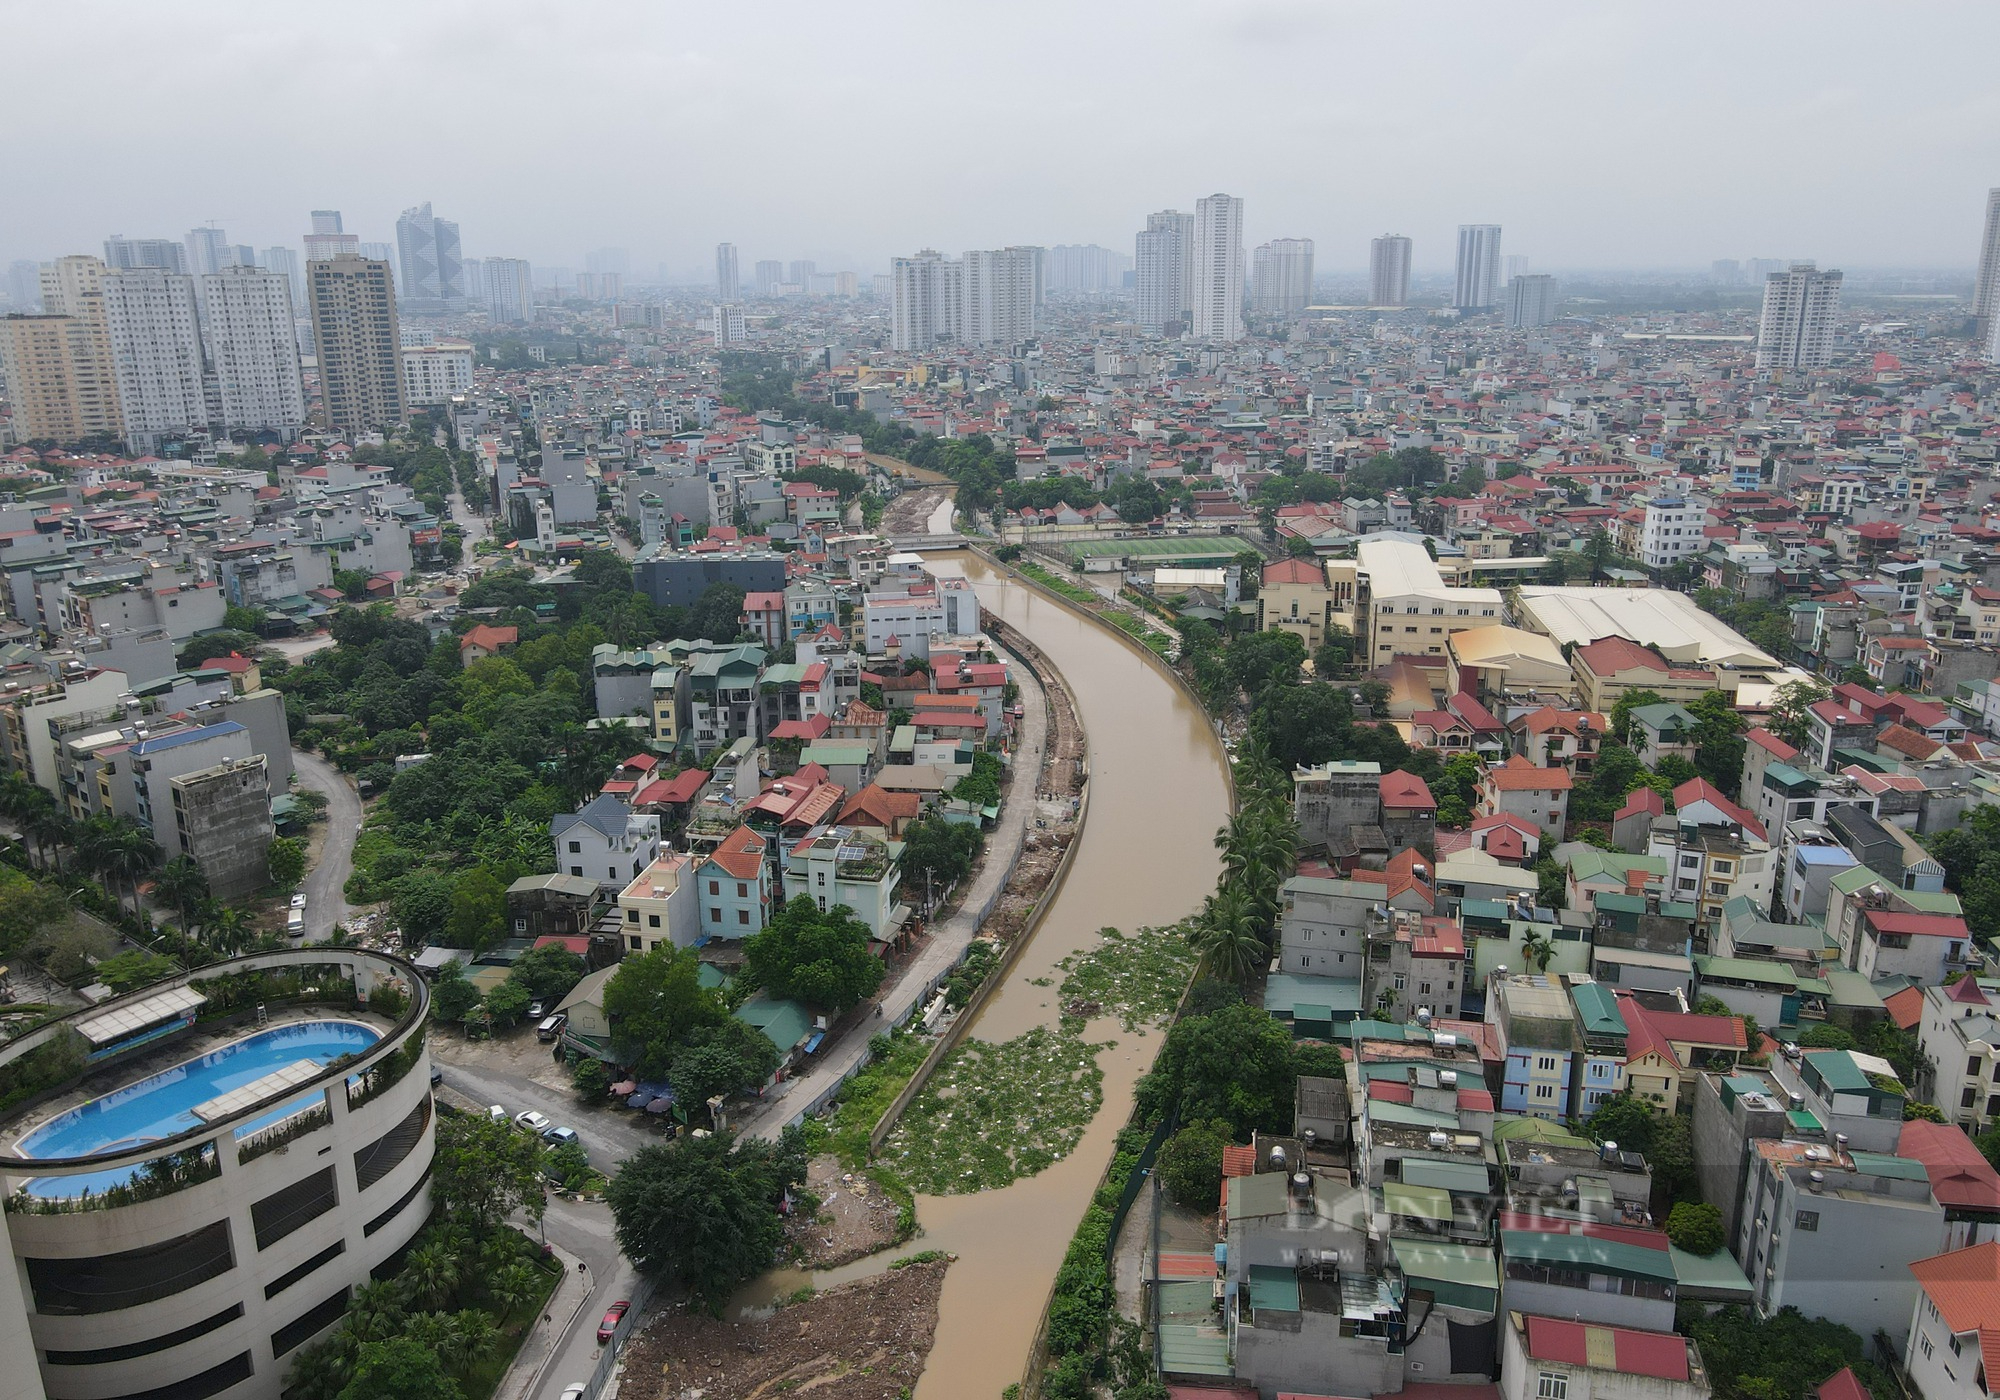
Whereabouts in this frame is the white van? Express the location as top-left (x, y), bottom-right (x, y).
top-left (285, 909), bottom-right (306, 937)
top-left (537, 1013), bottom-right (567, 1042)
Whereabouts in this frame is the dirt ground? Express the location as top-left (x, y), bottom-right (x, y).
top-left (622, 1257), bottom-right (949, 1400)
top-left (788, 1155), bottom-right (904, 1269)
top-left (880, 485), bottom-right (953, 536)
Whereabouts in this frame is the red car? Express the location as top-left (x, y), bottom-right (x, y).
top-left (597, 1300), bottom-right (630, 1345)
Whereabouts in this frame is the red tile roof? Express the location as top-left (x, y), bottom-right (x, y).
top-left (1522, 1316), bottom-right (1689, 1381)
top-left (1899, 1120), bottom-right (2000, 1215)
top-left (704, 825), bottom-right (767, 881)
top-left (1380, 770), bottom-right (1436, 811)
top-left (1910, 1241), bottom-right (2000, 1335)
top-left (1485, 754), bottom-right (1573, 792)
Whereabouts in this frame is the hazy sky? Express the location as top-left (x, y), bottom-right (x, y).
top-left (8, 0), bottom-right (2000, 278)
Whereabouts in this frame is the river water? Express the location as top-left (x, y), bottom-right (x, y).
top-left (726, 555), bottom-right (1230, 1387)
top-left (906, 554), bottom-right (1232, 1395)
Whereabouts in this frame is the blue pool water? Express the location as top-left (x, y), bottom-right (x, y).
top-left (16, 1020), bottom-right (380, 1197)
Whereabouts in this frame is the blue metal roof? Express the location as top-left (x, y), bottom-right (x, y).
top-left (130, 721), bottom-right (245, 756)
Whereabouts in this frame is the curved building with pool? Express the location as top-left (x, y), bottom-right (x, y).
top-left (0, 949), bottom-right (435, 1400)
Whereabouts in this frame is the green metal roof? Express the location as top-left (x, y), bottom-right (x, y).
top-left (1247, 1264), bottom-right (1302, 1313)
top-left (1384, 1182), bottom-right (1454, 1222)
top-left (1596, 892), bottom-right (1699, 920)
top-left (1264, 973), bottom-right (1362, 1018)
top-left (1696, 954), bottom-right (1810, 990)
top-left (1500, 1230), bottom-right (1677, 1282)
top-left (1804, 1049), bottom-right (1871, 1093)
top-left (1391, 1237), bottom-right (1498, 1293)
top-left (1157, 1324), bottom-right (1232, 1376)
top-left (1847, 1152), bottom-right (1930, 1182)
top-left (1570, 981), bottom-right (1628, 1039)
top-left (1368, 1101), bottom-right (1463, 1131)
top-left (1402, 1158), bottom-right (1491, 1195)
top-left (1669, 1245), bottom-right (1754, 1297)
top-left (734, 994), bottom-right (812, 1052)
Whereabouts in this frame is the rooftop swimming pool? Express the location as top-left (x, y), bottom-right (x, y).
top-left (13, 1020), bottom-right (381, 1197)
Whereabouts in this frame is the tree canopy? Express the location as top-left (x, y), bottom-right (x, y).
top-left (742, 895), bottom-right (885, 1011)
top-left (601, 944), bottom-right (726, 1079)
top-left (606, 1130), bottom-right (809, 1314)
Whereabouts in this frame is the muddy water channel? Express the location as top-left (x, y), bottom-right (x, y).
top-left (909, 554), bottom-right (1230, 1394)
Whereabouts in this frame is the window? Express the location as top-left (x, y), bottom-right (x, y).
top-left (1535, 1083), bottom-right (1555, 1100)
top-left (570, 866), bottom-right (583, 877)
top-left (265, 1242), bottom-right (344, 1301)
top-left (739, 909), bottom-right (750, 925)
top-left (27, 1222), bottom-right (236, 1315)
top-left (1972, 1057), bottom-right (1983, 1079)
top-left (629, 935), bottom-right (641, 950)
top-left (1537, 1056), bottom-right (1558, 1072)
top-left (1967, 1088), bottom-right (1981, 1110)
top-left (647, 914), bottom-right (660, 928)
top-left (1394, 974), bottom-right (1406, 990)
top-left (627, 909), bottom-right (639, 923)
top-left (1922, 1334), bottom-right (1936, 1362)
top-left (1795, 1210), bottom-right (1820, 1232)
top-left (353, 1099), bottom-right (430, 1193)
top-left (252, 1167), bottom-right (339, 1250)
top-left (568, 841), bottom-right (580, 854)
top-left (709, 908), bottom-right (721, 922)
top-left (709, 880), bottom-right (720, 895)
top-left (737, 882), bottom-right (748, 897)
top-left (44, 1303), bottom-right (244, 1366)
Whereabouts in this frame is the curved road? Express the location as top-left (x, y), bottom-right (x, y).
top-left (290, 749), bottom-right (358, 942)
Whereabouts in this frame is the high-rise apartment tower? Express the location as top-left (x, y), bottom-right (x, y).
top-left (1191, 194), bottom-right (1245, 341)
top-left (308, 256), bottom-right (406, 434)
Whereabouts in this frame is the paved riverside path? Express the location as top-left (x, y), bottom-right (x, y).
top-left (735, 646), bottom-right (1051, 1142)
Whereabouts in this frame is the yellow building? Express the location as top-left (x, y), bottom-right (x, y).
top-left (1259, 557), bottom-right (1334, 650)
top-left (1571, 636), bottom-right (1719, 715)
top-left (1445, 624), bottom-right (1574, 702)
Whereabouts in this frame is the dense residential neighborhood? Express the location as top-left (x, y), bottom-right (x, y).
top-left (10, 156), bottom-right (2000, 1400)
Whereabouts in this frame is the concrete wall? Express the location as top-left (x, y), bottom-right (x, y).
top-left (1236, 1308), bottom-right (1402, 1400)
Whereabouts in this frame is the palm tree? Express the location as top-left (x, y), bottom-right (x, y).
top-left (1187, 887), bottom-right (1267, 982)
top-left (345, 1278), bottom-right (409, 1343)
top-left (404, 1239), bottom-right (459, 1313)
top-left (450, 1309), bottom-right (501, 1371)
top-left (23, 801), bottom-right (72, 874)
top-left (489, 1261), bottom-right (539, 1326)
top-left (154, 856), bottom-right (209, 931)
top-left (1521, 929), bottom-right (1555, 975)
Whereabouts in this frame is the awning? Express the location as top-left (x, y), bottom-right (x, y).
top-left (626, 1092), bottom-right (652, 1108)
top-left (1384, 1181), bottom-right (1454, 1222)
top-left (646, 1098), bottom-right (672, 1114)
top-left (610, 1081), bottom-right (637, 1096)
top-left (803, 1032), bottom-right (825, 1054)
top-left (75, 985), bottom-right (206, 1049)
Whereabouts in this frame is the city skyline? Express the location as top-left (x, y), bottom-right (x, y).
top-left (5, 1), bottom-right (2000, 275)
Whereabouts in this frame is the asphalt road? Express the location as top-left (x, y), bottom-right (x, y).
top-left (290, 749), bottom-right (359, 942)
top-left (433, 1057), bottom-right (650, 1400)
top-left (434, 1055), bottom-right (660, 1168)
top-left (530, 1196), bottom-right (641, 1400)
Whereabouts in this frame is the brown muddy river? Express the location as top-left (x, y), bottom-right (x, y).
top-left (908, 554), bottom-right (1231, 1395)
top-left (727, 555), bottom-right (1230, 1391)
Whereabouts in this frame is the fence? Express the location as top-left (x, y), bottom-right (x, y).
top-left (556, 1276), bottom-right (655, 1400)
top-left (865, 627), bottom-right (1090, 1156)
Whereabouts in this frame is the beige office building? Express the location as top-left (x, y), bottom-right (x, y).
top-left (306, 256), bottom-right (405, 436)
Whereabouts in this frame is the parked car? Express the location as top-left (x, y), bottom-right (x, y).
top-left (537, 1012), bottom-right (567, 1042)
top-left (487, 1105), bottom-right (507, 1123)
top-left (527, 1001), bottom-right (545, 1019)
top-left (560, 1386), bottom-right (586, 1400)
top-left (596, 1300), bottom-right (630, 1345)
top-left (543, 1126), bottom-right (580, 1147)
top-left (515, 1110), bottom-right (553, 1134)
top-left (285, 909), bottom-right (305, 937)
top-left (289, 893), bottom-right (308, 910)
top-left (430, 1065), bottom-right (443, 1087)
